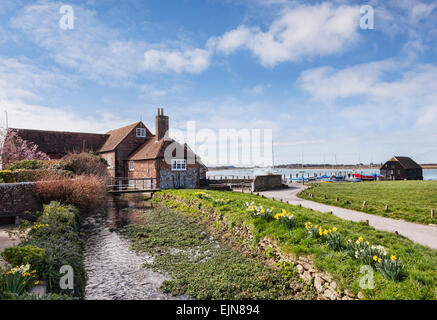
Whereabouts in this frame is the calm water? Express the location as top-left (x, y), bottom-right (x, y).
top-left (207, 168), bottom-right (437, 180)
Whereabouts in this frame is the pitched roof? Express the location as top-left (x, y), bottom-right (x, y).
top-left (384, 156), bottom-right (422, 169)
top-left (99, 122), bottom-right (149, 152)
top-left (10, 128), bottom-right (109, 156)
top-left (128, 137), bottom-right (203, 164)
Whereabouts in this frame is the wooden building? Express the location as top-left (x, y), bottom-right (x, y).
top-left (380, 156), bottom-right (423, 180)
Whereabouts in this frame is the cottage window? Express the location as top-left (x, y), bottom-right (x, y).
top-left (171, 159), bottom-right (186, 171)
top-left (107, 158), bottom-right (112, 168)
top-left (129, 161), bottom-right (134, 171)
top-left (136, 128), bottom-right (146, 137)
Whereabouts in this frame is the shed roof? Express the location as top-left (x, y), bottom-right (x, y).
top-left (383, 156), bottom-right (422, 170)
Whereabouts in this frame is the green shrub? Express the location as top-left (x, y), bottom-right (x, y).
top-left (18, 201), bottom-right (87, 298)
top-left (1, 246), bottom-right (45, 269)
top-left (7, 160), bottom-right (45, 171)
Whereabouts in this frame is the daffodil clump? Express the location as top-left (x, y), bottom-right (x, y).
top-left (194, 191), bottom-right (211, 200)
top-left (305, 222), bottom-right (404, 281)
top-left (245, 202), bottom-right (274, 220)
top-left (274, 209), bottom-right (295, 228)
top-left (32, 223), bottom-right (49, 231)
top-left (1, 264), bottom-right (39, 296)
top-left (214, 198), bottom-right (232, 205)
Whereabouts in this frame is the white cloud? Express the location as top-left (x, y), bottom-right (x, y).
top-left (10, 1), bottom-right (148, 82)
top-left (208, 3), bottom-right (361, 67)
top-left (243, 84), bottom-right (268, 95)
top-left (143, 48), bottom-right (211, 74)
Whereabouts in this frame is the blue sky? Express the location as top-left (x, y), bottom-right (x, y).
top-left (1, 0), bottom-right (437, 165)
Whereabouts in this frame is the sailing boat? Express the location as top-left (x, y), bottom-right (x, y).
top-left (258, 138), bottom-right (279, 175)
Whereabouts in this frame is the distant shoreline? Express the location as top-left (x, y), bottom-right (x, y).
top-left (208, 164), bottom-right (437, 171)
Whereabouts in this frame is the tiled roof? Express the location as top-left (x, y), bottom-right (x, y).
top-left (99, 122), bottom-right (149, 152)
top-left (128, 137), bottom-right (202, 163)
top-left (11, 128), bottom-right (109, 156)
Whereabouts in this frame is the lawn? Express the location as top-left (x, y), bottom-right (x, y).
top-left (298, 181), bottom-right (437, 225)
top-left (153, 189), bottom-right (437, 300)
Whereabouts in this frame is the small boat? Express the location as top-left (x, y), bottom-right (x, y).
top-left (354, 173), bottom-right (383, 181)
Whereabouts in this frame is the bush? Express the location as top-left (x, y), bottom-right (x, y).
top-left (1, 246), bottom-right (45, 269)
top-left (20, 202), bottom-right (87, 298)
top-left (35, 175), bottom-right (106, 211)
top-left (62, 152), bottom-right (109, 178)
top-left (0, 169), bottom-right (71, 183)
top-left (7, 160), bottom-right (45, 171)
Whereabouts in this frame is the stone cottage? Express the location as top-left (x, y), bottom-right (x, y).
top-left (1, 109), bottom-right (207, 189)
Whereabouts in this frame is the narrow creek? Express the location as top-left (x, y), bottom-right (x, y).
top-left (82, 194), bottom-right (187, 300)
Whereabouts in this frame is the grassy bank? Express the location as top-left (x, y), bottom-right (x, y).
top-left (153, 189), bottom-right (437, 300)
top-left (119, 206), bottom-right (315, 300)
top-left (298, 181), bottom-right (437, 225)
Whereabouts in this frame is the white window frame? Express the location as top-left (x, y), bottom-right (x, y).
top-left (129, 161), bottom-right (134, 171)
top-left (136, 128), bottom-right (146, 137)
top-left (171, 159), bottom-right (186, 171)
top-left (107, 157), bottom-right (112, 169)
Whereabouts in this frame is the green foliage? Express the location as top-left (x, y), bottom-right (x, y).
top-left (6, 202), bottom-right (87, 299)
top-left (119, 207), bottom-right (312, 300)
top-left (0, 169), bottom-right (71, 183)
top-left (376, 257), bottom-right (404, 281)
top-left (0, 264), bottom-right (38, 296)
top-left (298, 181), bottom-right (437, 225)
top-left (7, 160), bottom-right (45, 170)
top-left (155, 189), bottom-right (437, 299)
top-left (1, 246), bottom-right (45, 269)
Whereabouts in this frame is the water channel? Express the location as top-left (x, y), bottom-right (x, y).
top-left (82, 194), bottom-right (187, 300)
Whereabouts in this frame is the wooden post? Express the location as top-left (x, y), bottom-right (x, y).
top-left (336, 196), bottom-right (339, 202)
top-left (385, 205), bottom-right (389, 211)
top-left (365, 220), bottom-right (369, 225)
top-left (432, 209), bottom-right (435, 219)
top-left (362, 201), bottom-right (367, 208)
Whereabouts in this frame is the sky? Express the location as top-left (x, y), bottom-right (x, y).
top-left (0, 0), bottom-right (437, 166)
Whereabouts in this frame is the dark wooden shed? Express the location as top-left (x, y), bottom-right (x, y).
top-left (380, 156), bottom-right (423, 180)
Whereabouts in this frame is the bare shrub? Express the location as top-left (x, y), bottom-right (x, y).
top-left (35, 175), bottom-right (106, 212)
top-left (62, 152), bottom-right (109, 179)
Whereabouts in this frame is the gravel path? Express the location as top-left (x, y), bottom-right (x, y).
top-left (254, 185), bottom-right (437, 250)
top-left (82, 209), bottom-right (188, 300)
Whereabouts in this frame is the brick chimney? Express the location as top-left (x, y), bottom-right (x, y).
top-left (155, 107), bottom-right (169, 140)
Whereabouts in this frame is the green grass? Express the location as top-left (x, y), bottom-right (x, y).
top-left (118, 207), bottom-right (314, 300)
top-left (153, 189), bottom-right (437, 300)
top-left (298, 181), bottom-right (437, 225)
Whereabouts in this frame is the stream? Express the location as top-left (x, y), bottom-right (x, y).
top-left (82, 194), bottom-right (187, 300)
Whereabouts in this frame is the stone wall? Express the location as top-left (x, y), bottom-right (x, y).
top-left (0, 182), bottom-right (41, 222)
top-left (253, 174), bottom-right (283, 191)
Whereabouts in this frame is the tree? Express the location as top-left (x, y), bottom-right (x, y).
top-left (0, 129), bottom-right (49, 169)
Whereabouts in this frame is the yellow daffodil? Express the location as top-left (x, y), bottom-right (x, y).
top-left (332, 227), bottom-right (337, 232)
top-left (391, 255), bottom-right (397, 261)
top-left (373, 256), bottom-right (378, 261)
top-left (358, 236), bottom-right (364, 242)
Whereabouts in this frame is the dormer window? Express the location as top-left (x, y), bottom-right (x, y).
top-left (171, 159), bottom-right (186, 171)
top-left (136, 128), bottom-right (146, 137)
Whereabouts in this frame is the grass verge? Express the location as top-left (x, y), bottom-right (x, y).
top-left (153, 189), bottom-right (437, 300)
top-left (298, 181), bottom-right (437, 225)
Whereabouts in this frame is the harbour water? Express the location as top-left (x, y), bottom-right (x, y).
top-left (207, 168), bottom-right (437, 181)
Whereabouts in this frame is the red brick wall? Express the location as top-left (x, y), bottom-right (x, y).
top-left (100, 151), bottom-right (116, 178)
top-left (113, 123), bottom-right (149, 177)
top-left (0, 183), bottom-right (41, 219)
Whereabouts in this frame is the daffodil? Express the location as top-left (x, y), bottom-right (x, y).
top-left (391, 255), bottom-right (397, 261)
